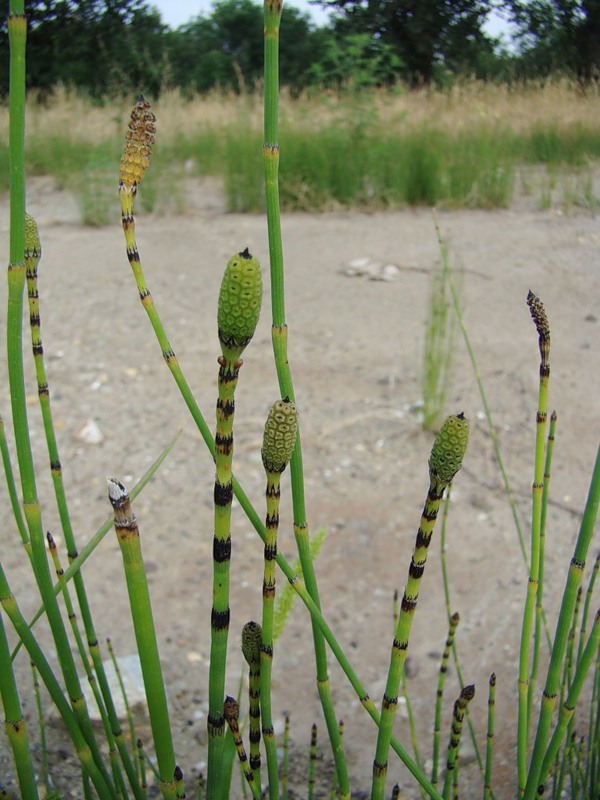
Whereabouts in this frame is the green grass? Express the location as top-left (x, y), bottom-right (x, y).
top-left (1, 105), bottom-right (598, 218)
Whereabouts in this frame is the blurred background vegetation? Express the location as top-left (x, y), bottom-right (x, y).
top-left (0, 0), bottom-right (599, 98)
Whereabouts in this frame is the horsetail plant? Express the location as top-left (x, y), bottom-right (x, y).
top-left (372, 413), bottom-right (470, 800)
top-left (242, 620), bottom-right (263, 788)
top-left (442, 684), bottom-right (475, 799)
top-left (518, 290), bottom-right (552, 791)
top-left (523, 443), bottom-right (600, 800)
top-left (484, 674), bottom-right (496, 800)
top-left (107, 477), bottom-right (178, 800)
top-left (114, 94), bottom-right (437, 798)
top-left (223, 696), bottom-right (261, 799)
top-left (209, 248), bottom-right (263, 793)
top-left (432, 612), bottom-right (460, 787)
top-left (259, 398), bottom-right (298, 798)
top-left (262, 1), bottom-right (350, 793)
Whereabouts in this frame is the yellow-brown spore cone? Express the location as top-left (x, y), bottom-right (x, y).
top-left (119, 96), bottom-right (156, 189)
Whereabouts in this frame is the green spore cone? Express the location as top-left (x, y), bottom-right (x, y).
top-left (261, 398), bottom-right (298, 473)
top-left (218, 248), bottom-right (263, 361)
top-left (429, 413), bottom-right (470, 485)
top-left (24, 214), bottom-right (41, 260)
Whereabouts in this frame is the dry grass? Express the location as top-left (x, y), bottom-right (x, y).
top-left (0, 79), bottom-right (598, 145)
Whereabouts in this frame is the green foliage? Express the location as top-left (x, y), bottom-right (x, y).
top-left (307, 32), bottom-right (403, 89)
top-left (507, 0), bottom-right (600, 82)
top-left (4, 0), bottom-right (600, 97)
top-left (422, 247), bottom-right (458, 432)
top-left (273, 528), bottom-right (329, 641)
top-left (319, 0), bottom-right (500, 85)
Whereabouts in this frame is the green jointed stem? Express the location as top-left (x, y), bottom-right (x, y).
top-left (538, 610), bottom-right (600, 789)
top-left (0, 614), bottom-right (38, 799)
top-left (432, 612), bottom-right (460, 787)
top-left (208, 250), bottom-right (262, 794)
top-left (518, 290), bottom-right (551, 793)
top-left (530, 410), bottom-right (557, 716)
top-left (308, 723), bottom-right (317, 800)
top-left (263, 3), bottom-right (349, 794)
top-left (484, 674), bottom-right (496, 800)
top-left (442, 685), bottom-right (475, 800)
top-left (372, 414), bottom-right (469, 800)
top-left (107, 477), bottom-right (177, 800)
top-left (0, 562), bottom-right (115, 799)
top-left (16, 432), bottom-right (180, 664)
top-left (224, 696), bottom-right (261, 799)
top-left (25, 216), bottom-right (143, 795)
top-left (523, 443), bottom-right (600, 800)
top-left (260, 399), bottom-right (298, 800)
top-left (242, 621), bottom-right (263, 787)
top-left (578, 552), bottom-right (600, 666)
top-left (281, 714), bottom-right (290, 800)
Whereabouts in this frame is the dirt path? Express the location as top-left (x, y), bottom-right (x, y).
top-left (0, 182), bottom-right (599, 797)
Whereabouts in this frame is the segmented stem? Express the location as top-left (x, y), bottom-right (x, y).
top-left (538, 610), bottom-right (600, 789)
top-left (373, 415), bottom-right (469, 799)
top-left (523, 444), bottom-right (600, 799)
top-left (518, 291), bottom-right (552, 792)
top-left (0, 614), bottom-right (38, 799)
top-left (308, 723), bottom-right (317, 800)
top-left (25, 217), bottom-right (145, 797)
top-left (484, 674), bottom-right (496, 800)
top-left (242, 621), bottom-right (262, 787)
top-left (107, 477), bottom-right (177, 800)
top-left (372, 474), bottom-right (448, 797)
top-left (530, 411), bottom-right (557, 714)
top-left (281, 714), bottom-right (290, 800)
top-left (224, 697), bottom-right (261, 799)
top-left (259, 400), bottom-right (297, 800)
top-left (0, 562), bottom-right (114, 798)
top-left (443, 685), bottom-right (475, 799)
top-left (432, 612), bottom-right (460, 786)
top-left (263, 4), bottom-right (350, 793)
top-left (207, 352), bottom-right (240, 785)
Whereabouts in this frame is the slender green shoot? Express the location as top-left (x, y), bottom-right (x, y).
top-left (259, 399), bottom-right (298, 799)
top-left (523, 443), bottom-right (600, 799)
top-left (539, 610), bottom-right (600, 788)
top-left (484, 674), bottom-right (496, 800)
top-left (14, 430), bottom-right (181, 662)
top-left (281, 714), bottom-right (290, 800)
top-left (530, 410), bottom-right (557, 713)
top-left (223, 697), bottom-right (261, 800)
top-left (443, 685), bottom-right (475, 800)
top-left (241, 621), bottom-right (262, 789)
top-left (0, 615), bottom-right (38, 799)
top-left (518, 290), bottom-right (552, 791)
top-left (208, 248), bottom-right (263, 793)
top-left (372, 414), bottom-right (469, 799)
top-left (434, 213), bottom-right (530, 572)
top-left (432, 612), bottom-right (460, 787)
top-left (107, 477), bottom-right (177, 800)
top-left (422, 232), bottom-right (457, 431)
top-left (307, 723), bottom-right (317, 800)
top-left (262, 2), bottom-right (349, 793)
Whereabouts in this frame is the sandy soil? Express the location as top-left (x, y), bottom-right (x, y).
top-left (0, 177), bottom-right (599, 798)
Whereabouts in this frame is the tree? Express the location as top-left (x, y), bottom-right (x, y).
top-left (0, 1), bottom-right (168, 96)
top-left (317, 0), bottom-right (499, 84)
top-left (167, 0), bottom-right (318, 94)
top-left (507, 0), bottom-right (600, 81)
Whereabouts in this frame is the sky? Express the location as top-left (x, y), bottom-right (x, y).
top-left (150, 0), bottom-right (332, 27)
top-left (150, 1), bottom-right (513, 40)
